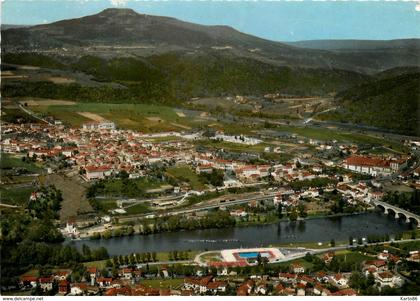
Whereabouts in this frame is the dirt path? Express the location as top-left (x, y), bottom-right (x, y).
top-left (44, 173), bottom-right (93, 222)
top-left (77, 112), bottom-right (105, 121)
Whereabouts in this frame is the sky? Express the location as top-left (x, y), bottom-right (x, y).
top-left (1, 0), bottom-right (420, 42)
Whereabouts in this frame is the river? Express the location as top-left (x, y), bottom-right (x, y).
top-left (66, 211), bottom-right (414, 256)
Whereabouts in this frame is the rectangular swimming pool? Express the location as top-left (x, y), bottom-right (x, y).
top-left (237, 252), bottom-right (270, 259)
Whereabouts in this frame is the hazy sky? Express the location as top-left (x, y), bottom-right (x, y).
top-left (2, 0), bottom-right (420, 42)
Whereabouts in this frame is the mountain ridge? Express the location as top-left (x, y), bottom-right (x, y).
top-left (3, 8), bottom-right (420, 73)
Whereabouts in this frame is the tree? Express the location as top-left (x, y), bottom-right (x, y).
top-left (277, 204), bottom-right (283, 219)
top-left (366, 272), bottom-right (375, 287)
top-left (101, 267), bottom-right (109, 278)
top-left (82, 244), bottom-right (92, 261)
top-left (288, 207), bottom-right (298, 221)
top-left (349, 271), bottom-right (366, 290)
top-left (330, 239), bottom-right (335, 247)
top-left (298, 203), bottom-right (307, 218)
top-left (349, 236), bottom-right (353, 246)
top-left (256, 253), bottom-right (262, 266)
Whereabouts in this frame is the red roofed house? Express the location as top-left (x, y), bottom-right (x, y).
top-left (314, 283), bottom-right (331, 296)
top-left (53, 270), bottom-right (70, 281)
top-left (206, 281), bottom-right (228, 294)
top-left (20, 276), bottom-right (38, 288)
top-left (196, 164), bottom-right (213, 174)
top-left (98, 277), bottom-right (113, 288)
top-left (322, 252), bottom-right (335, 264)
top-left (236, 280), bottom-right (254, 296)
top-left (332, 288), bottom-right (357, 296)
top-left (330, 274), bottom-right (348, 288)
top-left (290, 263), bottom-right (305, 274)
top-left (279, 273), bottom-right (297, 283)
top-left (296, 283), bottom-right (306, 296)
top-left (376, 271), bottom-right (403, 288)
top-left (39, 277), bottom-right (53, 292)
top-left (407, 250), bottom-right (420, 263)
top-left (71, 283), bottom-right (88, 295)
top-left (59, 280), bottom-right (69, 295)
top-left (184, 276), bottom-right (213, 294)
top-left (85, 166), bottom-right (112, 181)
top-left (364, 260), bottom-right (387, 274)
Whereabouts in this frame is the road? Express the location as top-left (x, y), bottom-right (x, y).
top-left (16, 102), bottom-right (52, 125)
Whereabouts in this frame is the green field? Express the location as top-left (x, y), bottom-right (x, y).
top-left (334, 250), bottom-right (374, 264)
top-left (275, 258), bottom-right (314, 270)
top-left (1, 152), bottom-right (43, 173)
top-left (194, 139), bottom-right (270, 154)
top-left (141, 278), bottom-right (184, 289)
top-left (124, 203), bottom-right (151, 215)
top-left (0, 186), bottom-right (33, 206)
top-left (94, 177), bottom-right (166, 197)
top-left (165, 165), bottom-right (206, 190)
top-left (273, 125), bottom-right (406, 152)
top-left (29, 102), bottom-right (208, 132)
top-left (89, 199), bottom-right (119, 213)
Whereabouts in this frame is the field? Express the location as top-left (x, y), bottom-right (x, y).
top-left (94, 177), bottom-right (166, 197)
top-left (124, 203), bottom-right (151, 215)
top-left (275, 258), bottom-right (314, 270)
top-left (273, 125), bottom-right (406, 152)
top-left (44, 173), bottom-right (92, 222)
top-left (0, 186), bottom-right (33, 206)
top-left (141, 278), bottom-right (184, 289)
top-left (90, 199), bottom-right (119, 213)
top-left (333, 250), bottom-right (374, 264)
top-left (1, 152), bottom-right (43, 173)
top-left (194, 139), bottom-right (270, 154)
top-left (19, 99), bottom-right (76, 106)
top-left (27, 102), bottom-right (212, 132)
top-left (165, 165), bottom-right (206, 190)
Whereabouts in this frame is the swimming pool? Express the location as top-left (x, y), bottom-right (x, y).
top-left (237, 252), bottom-right (270, 259)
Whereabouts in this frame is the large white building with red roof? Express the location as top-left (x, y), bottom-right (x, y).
top-left (343, 155), bottom-right (405, 176)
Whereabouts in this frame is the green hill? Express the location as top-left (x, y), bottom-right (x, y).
top-left (1, 52), bottom-right (370, 103)
top-left (330, 72), bottom-right (420, 136)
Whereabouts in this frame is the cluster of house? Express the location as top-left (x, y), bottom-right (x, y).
top-left (18, 247), bottom-right (417, 296)
top-left (3, 123), bottom-right (416, 210)
top-left (2, 123), bottom-right (411, 184)
top-left (1, 123), bottom-right (196, 181)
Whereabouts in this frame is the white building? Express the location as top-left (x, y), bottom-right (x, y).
top-left (82, 121), bottom-right (116, 131)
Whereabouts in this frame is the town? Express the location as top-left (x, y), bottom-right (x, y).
top-left (2, 118), bottom-right (420, 296)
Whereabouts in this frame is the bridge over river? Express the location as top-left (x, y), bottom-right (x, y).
top-left (372, 199), bottom-right (420, 227)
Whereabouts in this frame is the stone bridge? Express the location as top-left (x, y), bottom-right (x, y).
top-left (372, 200), bottom-right (420, 227)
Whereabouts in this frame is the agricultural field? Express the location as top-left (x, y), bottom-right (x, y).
top-left (273, 125), bottom-right (407, 152)
top-left (44, 173), bottom-right (93, 222)
top-left (141, 278), bottom-right (184, 289)
top-left (194, 139), bottom-right (271, 154)
top-left (0, 186), bottom-right (33, 206)
top-left (1, 152), bottom-right (42, 174)
top-left (165, 165), bottom-right (206, 191)
top-left (124, 203), bottom-right (151, 215)
top-left (26, 101), bottom-right (214, 132)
